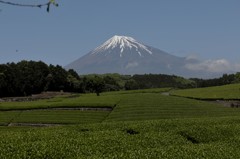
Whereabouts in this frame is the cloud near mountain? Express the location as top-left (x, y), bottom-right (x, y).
top-left (184, 55), bottom-right (240, 74)
top-left (185, 59), bottom-right (232, 73)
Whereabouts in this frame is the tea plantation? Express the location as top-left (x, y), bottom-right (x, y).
top-left (171, 83), bottom-right (240, 100)
top-left (1, 87), bottom-right (240, 158)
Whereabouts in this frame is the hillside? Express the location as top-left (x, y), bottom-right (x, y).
top-left (171, 83), bottom-right (240, 100)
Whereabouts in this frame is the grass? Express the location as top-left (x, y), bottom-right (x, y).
top-left (0, 93), bottom-right (120, 111)
top-left (170, 83), bottom-right (240, 100)
top-left (105, 93), bottom-right (240, 121)
top-left (1, 87), bottom-right (240, 125)
top-left (0, 111), bottom-right (19, 126)
top-left (15, 110), bottom-right (109, 124)
top-left (103, 87), bottom-right (172, 95)
top-left (1, 117), bottom-right (240, 158)
top-left (0, 93), bottom-right (119, 125)
top-left (0, 110), bottom-right (110, 125)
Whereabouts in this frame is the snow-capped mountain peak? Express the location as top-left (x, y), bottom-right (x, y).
top-left (66, 35), bottom-right (226, 78)
top-left (92, 35), bottom-right (152, 57)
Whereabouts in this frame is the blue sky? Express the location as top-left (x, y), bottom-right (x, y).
top-left (0, 0), bottom-right (240, 71)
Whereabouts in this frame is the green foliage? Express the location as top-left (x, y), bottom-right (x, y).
top-left (125, 79), bottom-right (139, 90)
top-left (48, 64), bottom-right (68, 91)
top-left (5, 60), bottom-right (238, 98)
top-left (171, 83), bottom-right (240, 100)
top-left (81, 73), bottom-right (130, 91)
top-left (83, 75), bottom-right (105, 96)
top-left (105, 93), bottom-right (240, 122)
top-left (103, 75), bottom-right (121, 91)
top-left (1, 87), bottom-right (240, 125)
top-left (0, 94), bottom-right (120, 111)
top-left (0, 61), bottom-right (50, 97)
top-left (132, 74), bottom-right (195, 89)
top-left (0, 61), bottom-right (82, 97)
top-left (233, 72), bottom-right (240, 83)
top-left (0, 94), bottom-right (119, 125)
top-left (103, 87), bottom-right (172, 95)
top-left (68, 69), bottom-right (80, 80)
top-left (1, 88), bottom-right (240, 158)
top-left (1, 117), bottom-right (240, 158)
top-left (191, 73), bottom-right (240, 88)
top-left (93, 76), bottom-right (105, 96)
top-left (5, 110), bottom-right (109, 124)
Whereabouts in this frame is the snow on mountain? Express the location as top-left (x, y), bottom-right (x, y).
top-left (91, 35), bottom-right (152, 57)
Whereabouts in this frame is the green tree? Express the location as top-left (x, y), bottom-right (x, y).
top-left (234, 72), bottom-right (240, 83)
top-left (103, 75), bottom-right (120, 91)
top-left (44, 73), bottom-right (53, 91)
top-left (15, 61), bottom-right (49, 96)
top-left (0, 72), bottom-right (7, 97)
top-left (68, 69), bottom-right (80, 80)
top-left (125, 79), bottom-right (139, 90)
top-left (83, 76), bottom-right (105, 96)
top-left (93, 76), bottom-right (105, 96)
top-left (2, 62), bottom-right (22, 96)
top-left (66, 74), bottom-right (82, 92)
top-left (48, 65), bottom-right (68, 91)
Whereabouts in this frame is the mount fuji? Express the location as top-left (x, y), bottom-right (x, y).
top-left (65, 35), bottom-right (218, 78)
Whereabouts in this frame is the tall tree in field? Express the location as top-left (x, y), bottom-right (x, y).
top-left (92, 76), bottom-right (105, 96)
top-left (84, 76), bottom-right (105, 96)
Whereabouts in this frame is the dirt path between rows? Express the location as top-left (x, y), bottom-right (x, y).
top-left (1, 107), bottom-right (113, 112)
top-left (0, 92), bottom-right (74, 102)
top-left (161, 92), bottom-right (170, 96)
top-left (209, 100), bottom-right (240, 108)
top-left (169, 93), bottom-right (240, 108)
top-left (8, 123), bottom-right (61, 127)
top-left (51, 107), bottom-right (113, 111)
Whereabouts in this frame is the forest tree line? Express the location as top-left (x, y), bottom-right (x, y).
top-left (0, 61), bottom-right (123, 97)
top-left (0, 60), bottom-right (239, 97)
top-left (190, 73), bottom-right (240, 88)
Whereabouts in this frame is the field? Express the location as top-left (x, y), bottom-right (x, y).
top-left (1, 117), bottom-right (240, 158)
top-left (171, 83), bottom-right (240, 100)
top-left (1, 87), bottom-right (240, 158)
top-left (0, 93), bottom-right (119, 126)
top-left (0, 94), bottom-right (119, 110)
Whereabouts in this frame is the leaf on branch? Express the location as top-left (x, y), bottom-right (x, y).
top-left (50, 0), bottom-right (59, 7)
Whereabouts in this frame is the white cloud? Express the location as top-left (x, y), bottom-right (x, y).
top-left (125, 62), bottom-right (139, 69)
top-left (234, 63), bottom-right (240, 72)
top-left (185, 54), bottom-right (199, 61)
top-left (185, 59), bottom-right (232, 73)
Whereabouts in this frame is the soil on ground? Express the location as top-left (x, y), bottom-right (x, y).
top-left (0, 91), bottom-right (72, 102)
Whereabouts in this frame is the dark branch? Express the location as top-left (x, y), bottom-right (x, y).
top-left (0, 0), bottom-right (49, 8)
top-left (0, 0), bottom-right (58, 12)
